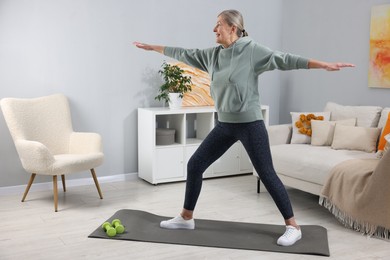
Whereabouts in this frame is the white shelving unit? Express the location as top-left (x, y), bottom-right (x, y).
top-left (138, 105), bottom-right (269, 184)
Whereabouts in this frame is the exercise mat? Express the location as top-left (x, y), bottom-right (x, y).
top-left (89, 209), bottom-right (330, 256)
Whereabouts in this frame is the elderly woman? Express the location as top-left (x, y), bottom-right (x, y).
top-left (134, 9), bottom-right (353, 246)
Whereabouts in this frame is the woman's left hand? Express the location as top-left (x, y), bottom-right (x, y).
top-left (324, 62), bottom-right (355, 71)
top-left (308, 59), bottom-right (355, 71)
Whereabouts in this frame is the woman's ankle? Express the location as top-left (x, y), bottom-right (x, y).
top-left (181, 209), bottom-right (193, 220)
top-left (285, 217), bottom-right (299, 229)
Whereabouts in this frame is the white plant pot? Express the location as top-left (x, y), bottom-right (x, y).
top-left (168, 93), bottom-right (183, 109)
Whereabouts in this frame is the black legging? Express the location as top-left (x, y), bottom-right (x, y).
top-left (184, 120), bottom-right (294, 220)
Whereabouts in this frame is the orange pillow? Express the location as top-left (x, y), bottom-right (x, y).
top-left (378, 112), bottom-right (390, 151)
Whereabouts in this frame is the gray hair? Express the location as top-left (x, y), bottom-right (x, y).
top-left (218, 9), bottom-right (248, 37)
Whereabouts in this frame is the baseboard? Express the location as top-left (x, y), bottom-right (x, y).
top-left (0, 172), bottom-right (139, 196)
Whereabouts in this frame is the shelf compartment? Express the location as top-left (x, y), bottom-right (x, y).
top-left (155, 114), bottom-right (185, 145)
top-left (185, 112), bottom-right (214, 144)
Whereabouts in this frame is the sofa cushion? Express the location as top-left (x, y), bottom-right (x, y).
top-left (311, 118), bottom-right (356, 146)
top-left (290, 112), bottom-right (331, 144)
top-left (331, 125), bottom-right (381, 153)
top-left (271, 144), bottom-right (378, 185)
top-left (324, 102), bottom-right (382, 127)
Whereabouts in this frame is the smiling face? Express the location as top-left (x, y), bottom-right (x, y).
top-left (213, 15), bottom-right (238, 48)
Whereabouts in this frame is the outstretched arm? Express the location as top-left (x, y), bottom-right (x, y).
top-left (133, 42), bottom-right (165, 54)
top-left (133, 41), bottom-right (212, 72)
top-left (308, 59), bottom-right (355, 71)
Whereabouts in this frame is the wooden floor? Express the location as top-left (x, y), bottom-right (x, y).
top-left (0, 174), bottom-right (389, 260)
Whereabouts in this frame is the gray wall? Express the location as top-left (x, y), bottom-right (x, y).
top-left (0, 0), bottom-right (284, 187)
top-left (279, 0), bottom-right (390, 123)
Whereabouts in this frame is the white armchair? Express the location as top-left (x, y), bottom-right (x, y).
top-left (0, 94), bottom-right (104, 212)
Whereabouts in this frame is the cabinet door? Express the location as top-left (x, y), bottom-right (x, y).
top-left (185, 146), bottom-right (212, 178)
top-left (212, 142), bottom-right (239, 175)
top-left (239, 142), bottom-right (252, 172)
top-left (155, 147), bottom-right (185, 181)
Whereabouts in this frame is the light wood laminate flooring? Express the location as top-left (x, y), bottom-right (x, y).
top-left (0, 174), bottom-right (389, 260)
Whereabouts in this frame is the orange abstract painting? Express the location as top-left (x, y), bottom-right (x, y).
top-left (369, 4), bottom-right (390, 88)
top-left (172, 62), bottom-right (214, 107)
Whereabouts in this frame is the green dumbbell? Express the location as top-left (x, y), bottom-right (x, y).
top-left (102, 221), bottom-right (117, 237)
top-left (111, 219), bottom-right (125, 234)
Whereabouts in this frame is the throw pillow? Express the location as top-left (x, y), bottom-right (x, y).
top-left (331, 125), bottom-right (381, 153)
top-left (324, 102), bottom-right (382, 127)
top-left (311, 118), bottom-right (356, 146)
top-left (290, 112), bottom-right (331, 144)
top-left (377, 133), bottom-right (390, 158)
top-left (377, 107), bottom-right (390, 129)
top-left (377, 112), bottom-right (390, 151)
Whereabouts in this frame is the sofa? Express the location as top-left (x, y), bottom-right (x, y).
top-left (255, 102), bottom-right (390, 196)
top-left (253, 101), bottom-right (390, 239)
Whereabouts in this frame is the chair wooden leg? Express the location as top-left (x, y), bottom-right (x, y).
top-left (22, 173), bottom-right (36, 202)
top-left (61, 175), bottom-right (66, 192)
top-left (90, 169), bottom-right (103, 199)
top-left (53, 176), bottom-right (58, 212)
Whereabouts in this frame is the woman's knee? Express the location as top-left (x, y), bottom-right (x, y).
top-left (187, 155), bottom-right (204, 174)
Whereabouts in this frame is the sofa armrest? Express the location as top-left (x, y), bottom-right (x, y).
top-left (15, 140), bottom-right (55, 173)
top-left (267, 124), bottom-right (292, 145)
top-left (69, 132), bottom-right (103, 154)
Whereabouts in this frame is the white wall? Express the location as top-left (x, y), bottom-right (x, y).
top-left (279, 0), bottom-right (390, 123)
top-left (0, 0), bottom-right (283, 187)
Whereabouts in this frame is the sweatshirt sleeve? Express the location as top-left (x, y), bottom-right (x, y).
top-left (252, 43), bottom-right (309, 74)
top-left (164, 47), bottom-right (215, 73)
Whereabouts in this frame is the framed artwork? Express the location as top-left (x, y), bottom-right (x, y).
top-left (369, 4), bottom-right (390, 88)
top-left (174, 62), bottom-right (214, 107)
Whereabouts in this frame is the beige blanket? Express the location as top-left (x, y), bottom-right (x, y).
top-left (320, 150), bottom-right (390, 240)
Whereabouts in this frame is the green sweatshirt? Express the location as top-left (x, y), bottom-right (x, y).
top-left (164, 37), bottom-right (309, 123)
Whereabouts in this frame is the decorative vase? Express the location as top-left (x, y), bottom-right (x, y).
top-left (168, 93), bottom-right (183, 109)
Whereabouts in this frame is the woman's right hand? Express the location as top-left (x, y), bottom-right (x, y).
top-left (133, 42), bottom-right (164, 53)
top-left (133, 42), bottom-right (153, 50)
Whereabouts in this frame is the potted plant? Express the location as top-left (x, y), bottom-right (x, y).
top-left (155, 62), bottom-right (192, 109)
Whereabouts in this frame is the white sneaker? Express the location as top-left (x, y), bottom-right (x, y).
top-left (277, 225), bottom-right (302, 246)
top-left (160, 215), bottom-right (195, 230)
